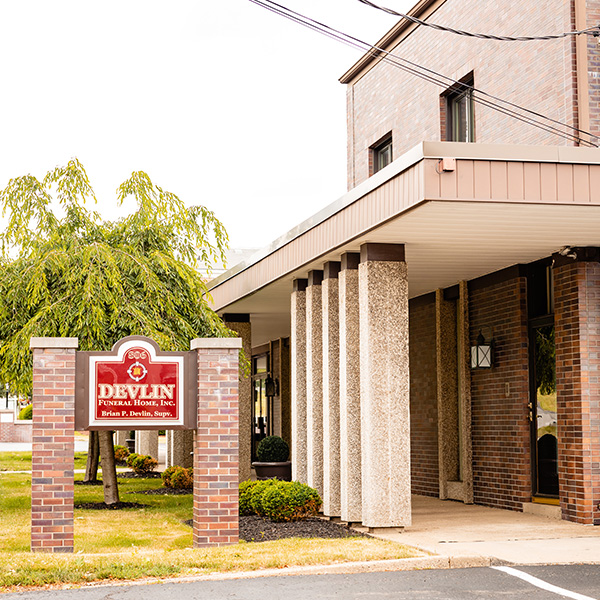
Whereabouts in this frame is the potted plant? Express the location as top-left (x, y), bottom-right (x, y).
top-left (252, 435), bottom-right (292, 481)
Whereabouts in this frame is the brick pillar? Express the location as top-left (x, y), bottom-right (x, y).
top-left (339, 252), bottom-right (362, 523)
top-left (359, 244), bottom-right (411, 529)
top-left (306, 270), bottom-right (324, 496)
top-left (554, 256), bottom-right (600, 525)
top-left (291, 279), bottom-right (308, 483)
top-left (192, 337), bottom-right (241, 547)
top-left (223, 314), bottom-right (252, 482)
top-left (30, 337), bottom-right (78, 553)
top-left (322, 261), bottom-right (341, 517)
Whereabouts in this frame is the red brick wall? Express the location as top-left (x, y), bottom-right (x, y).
top-left (554, 260), bottom-right (600, 525)
top-left (346, 0), bottom-right (580, 189)
top-left (0, 417), bottom-right (32, 443)
top-left (409, 294), bottom-right (439, 497)
top-left (470, 277), bottom-right (531, 511)
top-left (193, 344), bottom-right (240, 547)
top-left (31, 345), bottom-right (76, 553)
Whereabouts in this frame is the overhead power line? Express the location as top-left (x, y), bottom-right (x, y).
top-left (357, 0), bottom-right (600, 42)
top-left (247, 0), bottom-right (598, 147)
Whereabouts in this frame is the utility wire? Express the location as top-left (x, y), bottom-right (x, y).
top-left (357, 0), bottom-right (600, 42)
top-left (247, 0), bottom-right (598, 147)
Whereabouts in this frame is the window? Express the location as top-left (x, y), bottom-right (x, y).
top-left (445, 76), bottom-right (475, 142)
top-left (370, 134), bottom-right (393, 175)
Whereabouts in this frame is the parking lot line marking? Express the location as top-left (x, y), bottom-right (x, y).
top-left (492, 566), bottom-right (597, 600)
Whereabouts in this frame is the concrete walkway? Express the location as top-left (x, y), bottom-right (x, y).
top-left (369, 495), bottom-right (600, 566)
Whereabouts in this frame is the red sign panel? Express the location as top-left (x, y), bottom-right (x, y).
top-left (95, 346), bottom-right (179, 422)
top-left (77, 337), bottom-right (194, 430)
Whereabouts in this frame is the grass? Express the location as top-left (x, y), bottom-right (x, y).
top-left (0, 461), bottom-right (423, 591)
top-left (0, 452), bottom-right (88, 472)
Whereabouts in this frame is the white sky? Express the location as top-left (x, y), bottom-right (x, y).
top-left (0, 0), bottom-right (413, 256)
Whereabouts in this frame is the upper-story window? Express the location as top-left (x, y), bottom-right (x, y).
top-left (370, 134), bottom-right (393, 175)
top-left (445, 75), bottom-right (475, 142)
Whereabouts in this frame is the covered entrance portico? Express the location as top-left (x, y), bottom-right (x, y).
top-left (209, 142), bottom-right (600, 528)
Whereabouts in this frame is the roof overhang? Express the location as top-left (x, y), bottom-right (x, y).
top-left (209, 141), bottom-right (600, 346)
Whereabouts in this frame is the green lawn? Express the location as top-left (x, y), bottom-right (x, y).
top-left (0, 461), bottom-right (423, 591)
top-left (0, 451), bottom-right (88, 472)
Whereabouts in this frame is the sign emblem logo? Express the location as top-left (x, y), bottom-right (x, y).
top-left (127, 361), bottom-right (148, 382)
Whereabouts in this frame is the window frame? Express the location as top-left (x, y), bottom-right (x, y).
top-left (444, 75), bottom-right (475, 143)
top-left (370, 133), bottom-right (393, 175)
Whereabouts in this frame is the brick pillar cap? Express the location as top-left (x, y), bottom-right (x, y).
top-left (190, 337), bottom-right (242, 350)
top-left (30, 337), bottom-right (79, 349)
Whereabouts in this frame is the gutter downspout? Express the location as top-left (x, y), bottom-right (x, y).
top-left (574, 0), bottom-right (591, 144)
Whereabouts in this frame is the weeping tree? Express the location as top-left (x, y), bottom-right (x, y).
top-left (0, 159), bottom-right (232, 504)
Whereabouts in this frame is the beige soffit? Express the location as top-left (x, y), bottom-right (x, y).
top-left (339, 0), bottom-right (448, 85)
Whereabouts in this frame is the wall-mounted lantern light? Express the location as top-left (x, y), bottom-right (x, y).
top-left (471, 330), bottom-right (493, 369)
top-left (265, 375), bottom-right (277, 398)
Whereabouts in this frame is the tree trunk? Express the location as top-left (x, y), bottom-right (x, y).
top-left (98, 430), bottom-right (120, 505)
top-left (83, 431), bottom-right (100, 483)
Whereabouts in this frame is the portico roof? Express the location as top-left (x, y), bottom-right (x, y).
top-left (208, 141), bottom-right (600, 346)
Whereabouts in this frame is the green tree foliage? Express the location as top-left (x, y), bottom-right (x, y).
top-left (0, 158), bottom-right (232, 395)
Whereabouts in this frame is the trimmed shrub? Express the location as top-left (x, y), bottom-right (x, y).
top-left (162, 465), bottom-right (192, 489)
top-left (130, 454), bottom-right (158, 474)
top-left (249, 479), bottom-right (279, 516)
top-left (256, 436), bottom-right (289, 462)
top-left (261, 481), bottom-right (322, 522)
top-left (17, 404), bottom-right (32, 420)
top-left (113, 445), bottom-right (130, 464)
top-left (126, 453), bottom-right (139, 468)
top-left (239, 478), bottom-right (322, 522)
top-left (239, 480), bottom-right (258, 516)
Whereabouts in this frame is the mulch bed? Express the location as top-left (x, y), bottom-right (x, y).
top-left (74, 480), bottom-right (103, 486)
top-left (74, 501), bottom-right (147, 510)
top-left (183, 515), bottom-right (368, 543)
top-left (117, 471), bottom-right (163, 479)
top-left (127, 488), bottom-right (192, 495)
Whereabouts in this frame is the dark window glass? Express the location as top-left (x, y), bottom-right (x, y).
top-left (447, 78), bottom-right (475, 142)
top-left (371, 135), bottom-right (393, 174)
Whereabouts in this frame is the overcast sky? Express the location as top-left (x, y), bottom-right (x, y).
top-left (0, 0), bottom-right (413, 256)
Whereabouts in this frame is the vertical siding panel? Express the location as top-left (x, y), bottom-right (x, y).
top-left (440, 163), bottom-right (458, 198)
top-left (557, 164), bottom-right (574, 202)
top-left (590, 166), bottom-right (600, 203)
top-left (457, 160), bottom-right (475, 199)
top-left (507, 162), bottom-right (524, 201)
top-left (523, 163), bottom-right (541, 202)
top-left (490, 161), bottom-right (508, 200)
top-left (540, 163), bottom-right (558, 202)
top-left (473, 161), bottom-right (491, 199)
top-left (573, 165), bottom-right (590, 203)
top-left (424, 159), bottom-right (441, 199)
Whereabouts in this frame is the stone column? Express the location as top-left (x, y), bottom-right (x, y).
top-left (306, 270), bottom-right (324, 496)
top-left (115, 431), bottom-right (128, 446)
top-left (291, 279), bottom-right (308, 482)
top-left (339, 252), bottom-right (362, 523)
top-left (192, 337), bottom-right (241, 547)
top-left (359, 244), bottom-right (411, 529)
top-left (135, 430), bottom-right (159, 460)
top-left (322, 261), bottom-right (341, 517)
top-left (30, 337), bottom-right (78, 553)
top-left (436, 289), bottom-right (459, 501)
top-left (166, 429), bottom-right (194, 468)
top-left (223, 314), bottom-right (252, 482)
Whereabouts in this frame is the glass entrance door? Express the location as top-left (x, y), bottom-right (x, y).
top-left (251, 354), bottom-right (271, 461)
top-left (531, 324), bottom-right (558, 497)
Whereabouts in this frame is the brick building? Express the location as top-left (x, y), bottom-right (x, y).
top-left (209, 0), bottom-right (600, 527)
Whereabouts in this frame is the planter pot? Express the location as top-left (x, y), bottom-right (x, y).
top-left (252, 461), bottom-right (292, 481)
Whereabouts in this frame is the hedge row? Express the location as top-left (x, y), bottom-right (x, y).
top-left (240, 479), bottom-right (321, 522)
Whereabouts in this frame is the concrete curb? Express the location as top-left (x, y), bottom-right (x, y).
top-left (76, 554), bottom-right (492, 590)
